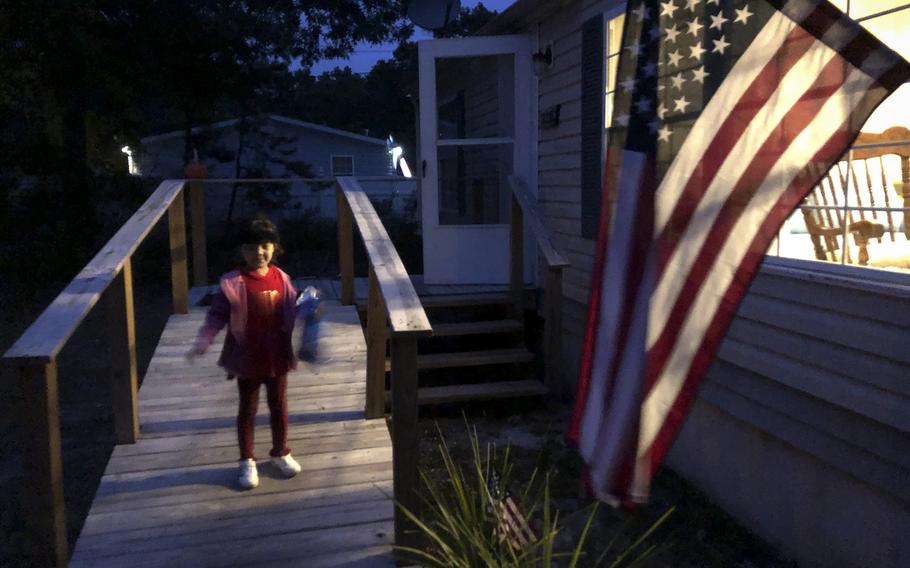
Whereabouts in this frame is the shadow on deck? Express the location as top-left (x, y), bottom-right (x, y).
top-left (69, 300), bottom-right (395, 567)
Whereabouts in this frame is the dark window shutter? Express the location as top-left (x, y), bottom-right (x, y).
top-left (581, 15), bottom-right (604, 240)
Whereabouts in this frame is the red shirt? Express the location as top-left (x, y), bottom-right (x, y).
top-left (240, 265), bottom-right (285, 379)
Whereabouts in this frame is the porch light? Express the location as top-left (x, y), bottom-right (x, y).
top-left (391, 146), bottom-right (413, 178)
top-left (532, 46), bottom-right (552, 66)
top-left (532, 45), bottom-right (553, 76)
top-left (121, 145), bottom-right (139, 175)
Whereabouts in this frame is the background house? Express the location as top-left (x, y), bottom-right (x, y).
top-left (131, 114), bottom-right (416, 220)
top-left (455, 1), bottom-right (909, 567)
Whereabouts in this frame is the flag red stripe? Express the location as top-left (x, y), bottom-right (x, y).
top-left (645, 95), bottom-right (887, 474)
top-left (569, 144), bottom-right (624, 445)
top-left (655, 24), bottom-right (819, 273)
top-left (644, 52), bottom-right (852, 393)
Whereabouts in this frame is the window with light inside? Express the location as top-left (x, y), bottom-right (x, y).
top-left (766, 2), bottom-right (910, 273)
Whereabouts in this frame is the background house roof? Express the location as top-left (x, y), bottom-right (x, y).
top-left (141, 114), bottom-right (388, 146)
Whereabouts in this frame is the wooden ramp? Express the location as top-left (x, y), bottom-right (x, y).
top-left (69, 301), bottom-right (396, 567)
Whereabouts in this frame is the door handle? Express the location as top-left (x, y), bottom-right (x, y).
top-left (422, 160), bottom-right (427, 178)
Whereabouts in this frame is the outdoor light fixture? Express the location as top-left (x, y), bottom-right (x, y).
top-left (121, 145), bottom-right (139, 175)
top-left (532, 45), bottom-right (553, 76)
top-left (391, 145), bottom-right (413, 178)
top-left (532, 46), bottom-right (552, 66)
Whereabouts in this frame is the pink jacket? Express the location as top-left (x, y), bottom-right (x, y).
top-left (194, 266), bottom-right (299, 379)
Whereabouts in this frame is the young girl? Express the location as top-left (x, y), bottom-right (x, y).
top-left (188, 215), bottom-right (301, 489)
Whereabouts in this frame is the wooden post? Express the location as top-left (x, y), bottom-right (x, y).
top-left (545, 267), bottom-right (564, 392)
top-left (168, 188), bottom-right (189, 314)
top-left (365, 267), bottom-right (387, 419)
top-left (17, 360), bottom-right (68, 567)
top-left (390, 334), bottom-right (420, 552)
top-left (189, 181), bottom-right (208, 288)
top-left (337, 184), bottom-right (355, 305)
top-left (107, 258), bottom-right (139, 444)
top-left (509, 193), bottom-right (524, 316)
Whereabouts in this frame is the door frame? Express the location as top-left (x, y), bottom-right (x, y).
top-left (418, 35), bottom-right (537, 285)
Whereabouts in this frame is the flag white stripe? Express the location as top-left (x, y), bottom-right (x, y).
top-left (654, 11), bottom-right (796, 234)
top-left (589, 253), bottom-right (654, 500)
top-left (647, 39), bottom-right (838, 349)
top-left (579, 150), bottom-right (648, 460)
top-left (637, 66), bottom-right (878, 456)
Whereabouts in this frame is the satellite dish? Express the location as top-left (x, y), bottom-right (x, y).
top-left (408, 0), bottom-right (461, 30)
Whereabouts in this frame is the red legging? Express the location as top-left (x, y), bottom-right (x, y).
top-left (236, 375), bottom-right (290, 460)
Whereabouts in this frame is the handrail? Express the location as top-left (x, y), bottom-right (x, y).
top-left (4, 180), bottom-right (187, 362)
top-left (2, 178), bottom-right (196, 567)
top-left (508, 176), bottom-right (570, 269)
top-left (334, 176), bottom-right (431, 555)
top-left (337, 177), bottom-right (432, 335)
top-left (507, 175), bottom-right (570, 392)
top-left (197, 176), bottom-right (414, 184)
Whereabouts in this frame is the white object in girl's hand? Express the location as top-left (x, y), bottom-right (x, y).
top-left (296, 286), bottom-right (324, 362)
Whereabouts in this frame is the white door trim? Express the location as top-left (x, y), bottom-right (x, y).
top-left (418, 34), bottom-right (535, 285)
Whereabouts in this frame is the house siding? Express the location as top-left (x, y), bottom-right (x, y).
top-left (138, 119), bottom-right (392, 179)
top-left (488, 1), bottom-right (910, 566)
top-left (133, 116), bottom-right (414, 221)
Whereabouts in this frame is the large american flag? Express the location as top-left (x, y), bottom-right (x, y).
top-left (569, 0), bottom-right (910, 505)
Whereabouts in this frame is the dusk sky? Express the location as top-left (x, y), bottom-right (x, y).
top-left (310, 0), bottom-right (518, 75)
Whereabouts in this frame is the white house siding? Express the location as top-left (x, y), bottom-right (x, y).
top-left (484, 1), bottom-right (910, 566)
top-left (134, 116), bottom-right (413, 221)
top-left (669, 262), bottom-right (910, 568)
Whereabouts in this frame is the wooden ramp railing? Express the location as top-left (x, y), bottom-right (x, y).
top-left (508, 175), bottom-right (570, 390)
top-left (2, 179), bottom-right (204, 567)
top-left (335, 176), bottom-right (433, 552)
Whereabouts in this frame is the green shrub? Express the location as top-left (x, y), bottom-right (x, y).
top-left (393, 421), bottom-right (673, 567)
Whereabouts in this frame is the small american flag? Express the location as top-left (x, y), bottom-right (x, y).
top-left (487, 470), bottom-right (537, 552)
top-left (569, 0), bottom-right (909, 506)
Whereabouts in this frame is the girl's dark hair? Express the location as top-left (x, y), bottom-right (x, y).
top-left (233, 214), bottom-right (284, 260)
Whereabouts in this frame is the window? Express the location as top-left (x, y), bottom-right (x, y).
top-left (767, 3), bottom-right (910, 274)
top-left (582, 11), bottom-right (625, 239)
top-left (603, 13), bottom-right (626, 142)
top-left (331, 155), bottom-right (354, 176)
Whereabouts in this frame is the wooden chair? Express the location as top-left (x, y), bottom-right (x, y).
top-left (800, 126), bottom-right (910, 266)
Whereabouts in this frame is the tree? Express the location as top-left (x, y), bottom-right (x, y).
top-left (273, 4), bottom-right (500, 170)
top-left (0, 1), bottom-right (412, 302)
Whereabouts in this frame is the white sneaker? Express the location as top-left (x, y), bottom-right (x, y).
top-left (238, 459), bottom-right (259, 489)
top-left (271, 454), bottom-right (302, 477)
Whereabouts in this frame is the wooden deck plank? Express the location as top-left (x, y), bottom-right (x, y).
top-left (75, 502), bottom-right (394, 563)
top-left (104, 431), bottom-right (392, 475)
top-left (70, 520), bottom-right (394, 568)
top-left (111, 419), bottom-right (388, 458)
top-left (89, 461), bottom-right (394, 514)
top-left (79, 493), bottom-right (393, 543)
top-left (69, 301), bottom-right (396, 566)
top-left (86, 478), bottom-right (393, 530)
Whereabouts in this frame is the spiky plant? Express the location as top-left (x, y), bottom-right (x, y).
top-left (391, 420), bottom-right (673, 567)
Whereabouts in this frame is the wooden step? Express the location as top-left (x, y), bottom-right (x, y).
top-left (385, 348), bottom-right (535, 372)
top-left (358, 292), bottom-right (513, 311)
top-left (386, 379), bottom-right (548, 405)
top-left (430, 319), bottom-right (523, 337)
top-left (418, 293), bottom-right (513, 308)
top-left (419, 348), bottom-right (535, 370)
